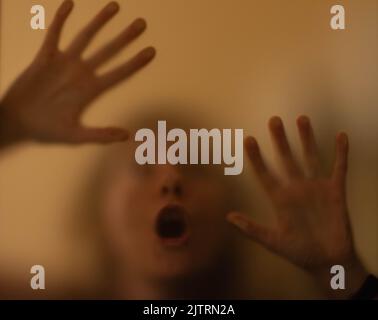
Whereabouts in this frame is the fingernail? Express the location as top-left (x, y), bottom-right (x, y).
top-left (133, 18), bottom-right (147, 32)
top-left (227, 215), bottom-right (248, 230)
top-left (244, 136), bottom-right (256, 149)
top-left (120, 132), bottom-right (129, 140)
top-left (107, 2), bottom-right (120, 13)
top-left (117, 132), bottom-right (129, 141)
top-left (142, 47), bottom-right (156, 59)
top-left (231, 219), bottom-right (249, 230)
top-left (62, 0), bottom-right (74, 13)
top-left (269, 116), bottom-right (282, 129)
top-left (298, 115), bottom-right (309, 127)
top-left (106, 128), bottom-right (128, 140)
top-left (338, 132), bottom-right (348, 146)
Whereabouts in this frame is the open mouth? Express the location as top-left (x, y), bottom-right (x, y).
top-left (155, 205), bottom-right (189, 246)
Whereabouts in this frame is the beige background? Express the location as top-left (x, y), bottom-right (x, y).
top-left (0, 0), bottom-right (377, 298)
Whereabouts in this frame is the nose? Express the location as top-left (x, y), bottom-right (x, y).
top-left (159, 165), bottom-right (183, 197)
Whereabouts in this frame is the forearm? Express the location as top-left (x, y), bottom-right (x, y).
top-left (311, 256), bottom-right (370, 299)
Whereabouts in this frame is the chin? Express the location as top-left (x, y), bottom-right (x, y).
top-left (148, 255), bottom-right (214, 283)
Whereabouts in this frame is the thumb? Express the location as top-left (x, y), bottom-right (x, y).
top-left (74, 126), bottom-right (129, 144)
top-left (227, 212), bottom-right (278, 252)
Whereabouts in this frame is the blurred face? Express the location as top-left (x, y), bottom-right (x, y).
top-left (100, 140), bottom-right (238, 281)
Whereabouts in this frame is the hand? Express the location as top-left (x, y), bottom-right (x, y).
top-left (0, 0), bottom-right (155, 145)
top-left (227, 116), bottom-right (368, 297)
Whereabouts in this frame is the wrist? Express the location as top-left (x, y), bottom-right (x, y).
top-left (311, 256), bottom-right (369, 299)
